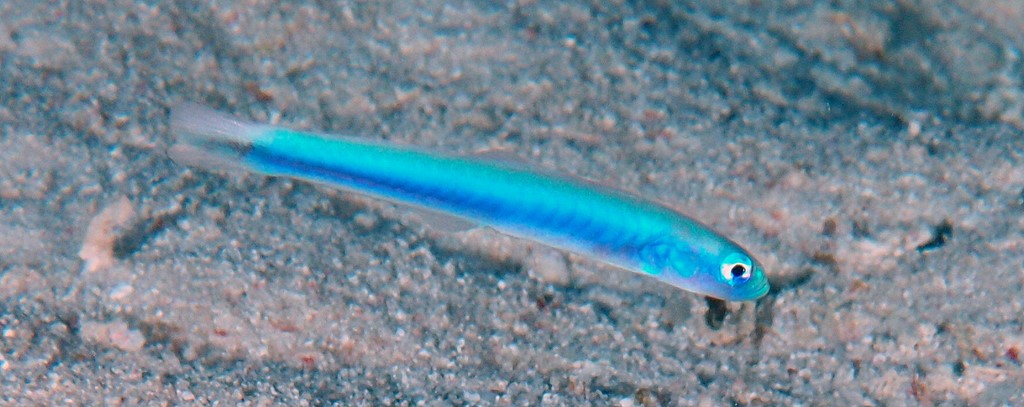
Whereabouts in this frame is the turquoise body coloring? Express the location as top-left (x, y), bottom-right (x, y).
top-left (170, 103), bottom-right (769, 301)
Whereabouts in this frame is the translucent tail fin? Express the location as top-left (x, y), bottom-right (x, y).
top-left (168, 103), bottom-right (263, 172)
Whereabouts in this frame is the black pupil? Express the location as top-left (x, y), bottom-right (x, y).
top-left (730, 264), bottom-right (747, 278)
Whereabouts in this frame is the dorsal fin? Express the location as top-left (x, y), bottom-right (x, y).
top-left (465, 148), bottom-right (625, 193)
top-left (466, 148), bottom-right (533, 168)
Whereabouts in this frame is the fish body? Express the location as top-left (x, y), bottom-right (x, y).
top-left (170, 103), bottom-right (769, 301)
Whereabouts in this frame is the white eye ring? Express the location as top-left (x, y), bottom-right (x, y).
top-left (721, 262), bottom-right (751, 283)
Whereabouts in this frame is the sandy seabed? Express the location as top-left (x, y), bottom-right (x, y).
top-left (2, 1), bottom-right (1023, 405)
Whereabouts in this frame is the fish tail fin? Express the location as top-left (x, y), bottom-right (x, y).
top-left (168, 103), bottom-right (264, 172)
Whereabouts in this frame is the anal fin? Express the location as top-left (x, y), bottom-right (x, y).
top-left (396, 202), bottom-right (479, 234)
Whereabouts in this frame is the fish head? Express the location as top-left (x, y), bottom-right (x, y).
top-left (640, 235), bottom-right (770, 301)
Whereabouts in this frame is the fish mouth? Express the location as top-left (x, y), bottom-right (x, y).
top-left (751, 278), bottom-right (771, 299)
top-left (706, 277), bottom-right (770, 302)
top-left (733, 276), bottom-right (770, 301)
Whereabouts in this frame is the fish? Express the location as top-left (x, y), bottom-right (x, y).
top-left (169, 103), bottom-right (770, 301)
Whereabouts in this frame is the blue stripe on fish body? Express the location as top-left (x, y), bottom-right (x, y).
top-left (170, 105), bottom-right (770, 301)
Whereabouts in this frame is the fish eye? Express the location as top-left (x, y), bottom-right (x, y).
top-left (721, 253), bottom-right (753, 285)
top-left (730, 264), bottom-right (748, 278)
